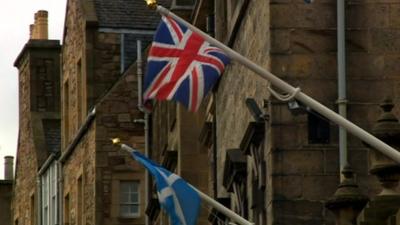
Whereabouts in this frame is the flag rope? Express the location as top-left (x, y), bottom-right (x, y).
top-left (267, 85), bottom-right (301, 102)
top-left (154, 5), bottom-right (400, 164)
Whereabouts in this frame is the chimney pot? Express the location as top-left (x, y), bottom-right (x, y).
top-left (4, 156), bottom-right (14, 180)
top-left (29, 24), bottom-right (35, 39)
top-left (32, 10), bottom-right (48, 40)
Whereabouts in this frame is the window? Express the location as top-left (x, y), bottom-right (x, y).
top-left (77, 59), bottom-right (83, 126)
top-left (42, 172), bottom-right (49, 225)
top-left (64, 194), bottom-right (70, 225)
top-left (41, 162), bottom-right (58, 225)
top-left (308, 111), bottom-right (330, 144)
top-left (50, 165), bottom-right (58, 224)
top-left (30, 194), bottom-right (35, 225)
top-left (225, 0), bottom-right (249, 44)
top-left (63, 81), bottom-right (69, 147)
top-left (120, 181), bottom-right (140, 217)
top-left (77, 176), bottom-right (83, 225)
top-left (76, 58), bottom-right (87, 126)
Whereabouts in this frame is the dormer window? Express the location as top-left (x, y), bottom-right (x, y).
top-left (222, 149), bottom-right (247, 217)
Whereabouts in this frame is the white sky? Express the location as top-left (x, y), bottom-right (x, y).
top-left (0, 0), bottom-right (67, 179)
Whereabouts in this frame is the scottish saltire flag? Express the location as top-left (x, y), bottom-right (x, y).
top-left (144, 16), bottom-right (230, 112)
top-left (130, 150), bottom-right (201, 225)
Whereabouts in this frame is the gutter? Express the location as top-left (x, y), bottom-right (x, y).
top-left (59, 108), bottom-right (96, 163)
top-left (37, 153), bottom-right (57, 176)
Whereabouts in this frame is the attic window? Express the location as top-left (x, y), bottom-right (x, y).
top-left (240, 121), bottom-right (265, 155)
top-left (222, 149), bottom-right (247, 192)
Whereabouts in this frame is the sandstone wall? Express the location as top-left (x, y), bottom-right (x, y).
top-left (214, 0), bottom-right (270, 202)
top-left (269, 0), bottom-right (399, 224)
top-left (13, 40), bottom-right (61, 225)
top-left (94, 62), bottom-right (146, 225)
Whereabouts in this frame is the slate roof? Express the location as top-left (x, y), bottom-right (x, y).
top-left (94, 0), bottom-right (171, 30)
top-left (123, 33), bottom-right (153, 71)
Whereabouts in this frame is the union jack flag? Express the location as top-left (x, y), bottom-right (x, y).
top-left (143, 16), bottom-right (230, 112)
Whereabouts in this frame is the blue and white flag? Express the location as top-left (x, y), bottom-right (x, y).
top-left (130, 150), bottom-right (201, 225)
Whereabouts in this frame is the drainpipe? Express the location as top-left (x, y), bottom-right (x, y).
top-left (337, 0), bottom-right (348, 178)
top-left (137, 40), bottom-right (143, 109)
top-left (135, 39), bottom-right (150, 225)
top-left (37, 177), bottom-right (41, 225)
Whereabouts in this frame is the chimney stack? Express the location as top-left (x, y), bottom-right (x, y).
top-left (29, 24), bottom-right (34, 39)
top-left (30, 10), bottom-right (48, 40)
top-left (4, 156), bottom-right (14, 180)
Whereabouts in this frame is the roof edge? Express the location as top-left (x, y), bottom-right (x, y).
top-left (14, 39), bottom-right (61, 68)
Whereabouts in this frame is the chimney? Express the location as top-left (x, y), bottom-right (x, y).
top-left (31, 10), bottom-right (48, 39)
top-left (4, 156), bottom-right (14, 180)
top-left (29, 24), bottom-right (34, 39)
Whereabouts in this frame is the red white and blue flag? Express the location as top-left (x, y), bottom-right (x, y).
top-left (143, 16), bottom-right (230, 112)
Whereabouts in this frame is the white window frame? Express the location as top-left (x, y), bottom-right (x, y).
top-left (119, 181), bottom-right (140, 218)
top-left (41, 162), bottom-right (58, 225)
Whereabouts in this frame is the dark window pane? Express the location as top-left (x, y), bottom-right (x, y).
top-left (308, 112), bottom-right (330, 144)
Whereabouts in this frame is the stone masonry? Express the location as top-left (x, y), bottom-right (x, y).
top-left (61, 1), bottom-right (147, 225)
top-left (269, 1), bottom-right (400, 224)
top-left (212, 0), bottom-right (400, 225)
top-left (13, 29), bottom-right (61, 225)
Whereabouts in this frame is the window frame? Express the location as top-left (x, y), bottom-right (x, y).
top-left (41, 162), bottom-right (58, 225)
top-left (119, 181), bottom-right (140, 218)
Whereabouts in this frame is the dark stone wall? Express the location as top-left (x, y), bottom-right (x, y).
top-left (0, 181), bottom-right (12, 225)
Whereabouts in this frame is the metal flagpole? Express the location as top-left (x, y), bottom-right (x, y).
top-left (111, 139), bottom-right (254, 225)
top-left (193, 187), bottom-right (253, 225)
top-left (151, 4), bottom-right (400, 164)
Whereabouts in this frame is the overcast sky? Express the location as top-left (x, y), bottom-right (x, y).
top-left (0, 0), bottom-right (66, 179)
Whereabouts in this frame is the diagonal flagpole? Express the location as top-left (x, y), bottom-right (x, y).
top-left (144, 1), bottom-right (400, 164)
top-left (111, 138), bottom-right (254, 225)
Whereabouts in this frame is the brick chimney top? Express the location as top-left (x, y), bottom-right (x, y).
top-left (30, 10), bottom-right (48, 40)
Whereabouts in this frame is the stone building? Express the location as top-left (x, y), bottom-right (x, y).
top-left (0, 156), bottom-right (14, 225)
top-left (12, 1), bottom-right (400, 225)
top-left (12, 1), bottom-right (167, 225)
top-left (13, 10), bottom-right (62, 225)
top-left (149, 1), bottom-right (400, 225)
